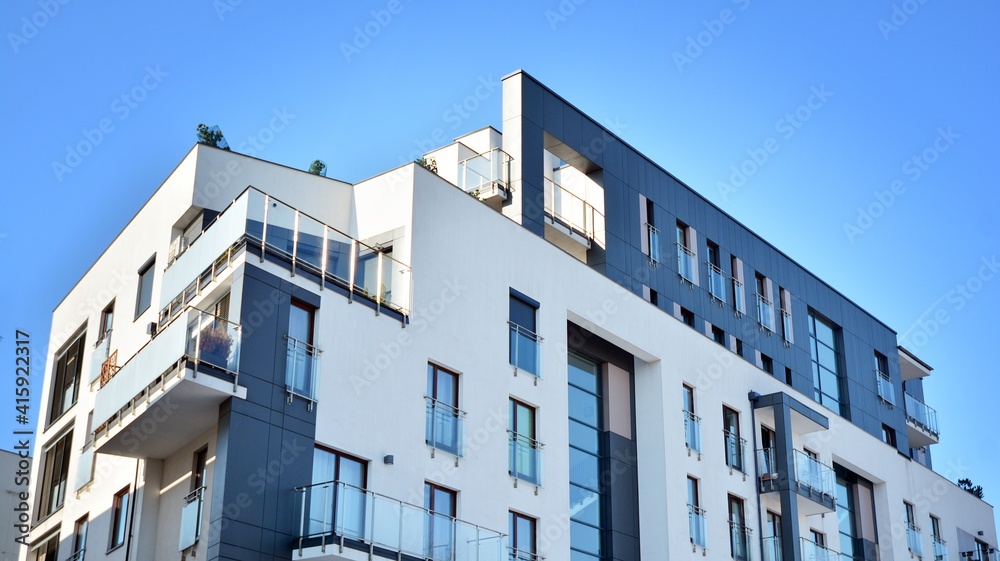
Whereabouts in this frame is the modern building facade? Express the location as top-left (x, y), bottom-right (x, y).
top-left (23, 70), bottom-right (997, 561)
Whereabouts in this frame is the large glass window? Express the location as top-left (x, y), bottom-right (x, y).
top-left (509, 293), bottom-right (540, 376)
top-left (509, 399), bottom-right (539, 484)
top-left (729, 495), bottom-right (749, 561)
top-left (38, 430), bottom-right (73, 519)
top-left (509, 511), bottom-right (537, 561)
top-left (723, 407), bottom-right (744, 472)
top-left (311, 447), bottom-right (366, 538)
top-left (688, 476), bottom-right (706, 547)
top-left (286, 300), bottom-right (319, 400)
top-left (568, 352), bottom-right (603, 561)
top-left (809, 311), bottom-right (844, 414)
top-left (110, 487), bottom-right (130, 550)
top-left (427, 364), bottom-right (461, 456)
top-left (49, 329), bottom-right (85, 424)
top-left (424, 483), bottom-right (456, 561)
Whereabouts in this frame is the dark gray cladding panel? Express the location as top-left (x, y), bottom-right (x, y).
top-left (605, 432), bottom-right (640, 560)
top-left (207, 264), bottom-right (318, 561)
top-left (567, 322), bottom-right (634, 374)
top-left (506, 70), bottom-right (911, 448)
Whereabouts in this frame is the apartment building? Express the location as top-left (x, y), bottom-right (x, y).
top-left (24, 70), bottom-right (997, 561)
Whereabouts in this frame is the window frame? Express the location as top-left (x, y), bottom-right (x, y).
top-left (37, 429), bottom-right (74, 521)
top-left (47, 327), bottom-right (85, 426)
top-left (108, 486), bottom-right (131, 551)
top-left (134, 255), bottom-right (156, 319)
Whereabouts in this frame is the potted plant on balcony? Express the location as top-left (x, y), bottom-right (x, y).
top-left (198, 324), bottom-right (233, 368)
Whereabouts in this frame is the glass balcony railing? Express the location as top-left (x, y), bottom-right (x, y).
top-left (756, 448), bottom-right (778, 482)
top-left (905, 393), bottom-right (940, 436)
top-left (508, 431), bottom-right (542, 485)
top-left (733, 277), bottom-right (746, 316)
top-left (907, 523), bottom-right (924, 557)
top-left (676, 243), bottom-right (696, 283)
top-left (286, 336), bottom-right (320, 406)
top-left (780, 309), bottom-right (792, 345)
top-left (160, 188), bottom-right (412, 328)
top-left (457, 148), bottom-right (511, 198)
top-left (756, 293), bottom-right (776, 332)
top-left (509, 548), bottom-right (540, 561)
top-left (91, 330), bottom-right (115, 386)
top-left (688, 504), bottom-right (707, 548)
top-left (964, 547), bottom-right (995, 561)
top-left (426, 397), bottom-right (464, 457)
top-left (793, 450), bottom-right (835, 498)
top-left (683, 410), bottom-right (702, 453)
top-left (707, 262), bottom-right (727, 303)
top-left (876, 370), bottom-right (896, 405)
top-left (730, 522), bottom-right (752, 561)
top-left (295, 480), bottom-right (504, 561)
top-left (933, 538), bottom-right (948, 561)
top-left (179, 486), bottom-right (205, 550)
top-left (509, 322), bottom-right (541, 377)
top-left (801, 537), bottom-right (844, 561)
top-left (646, 223), bottom-right (660, 265)
top-left (762, 536), bottom-right (781, 561)
top-left (66, 550), bottom-right (86, 561)
top-left (724, 430), bottom-right (747, 473)
top-left (543, 178), bottom-right (605, 245)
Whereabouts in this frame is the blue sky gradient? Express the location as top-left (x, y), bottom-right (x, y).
top-left (2, 0), bottom-right (998, 527)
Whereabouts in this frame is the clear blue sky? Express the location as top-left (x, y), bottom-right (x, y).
top-left (2, 0), bottom-right (998, 526)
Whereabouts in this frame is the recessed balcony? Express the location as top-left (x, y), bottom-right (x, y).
top-left (543, 178), bottom-right (605, 254)
top-left (905, 393), bottom-right (940, 447)
top-left (294, 480), bottom-right (505, 561)
top-left (756, 448), bottom-right (836, 515)
top-left (93, 308), bottom-right (247, 459)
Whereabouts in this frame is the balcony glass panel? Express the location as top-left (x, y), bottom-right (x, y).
top-left (683, 411), bottom-right (701, 453)
top-left (296, 213), bottom-right (325, 273)
top-left (509, 322), bottom-right (541, 377)
top-left (707, 263), bottom-right (727, 302)
top-left (730, 522), bottom-right (752, 561)
top-left (793, 450), bottom-right (835, 497)
top-left (647, 224), bottom-right (660, 263)
top-left (285, 336), bottom-right (320, 402)
top-left (757, 448), bottom-right (778, 480)
top-left (296, 481), bottom-right (504, 561)
top-left (801, 538), bottom-right (841, 561)
top-left (733, 278), bottom-right (746, 314)
top-left (179, 486), bottom-right (205, 550)
top-left (907, 524), bottom-right (924, 556)
top-left (780, 309), bottom-right (793, 343)
top-left (426, 397), bottom-right (463, 456)
top-left (688, 505), bottom-right (706, 547)
top-left (933, 539), bottom-right (948, 561)
top-left (756, 293), bottom-right (776, 332)
top-left (509, 431), bottom-right (542, 485)
top-left (325, 228), bottom-right (354, 285)
top-left (905, 393), bottom-right (940, 436)
top-left (186, 310), bottom-right (241, 372)
top-left (762, 536), bottom-right (781, 561)
top-left (677, 243), bottom-right (696, 283)
top-left (724, 430), bottom-right (746, 473)
top-left (876, 371), bottom-right (896, 405)
top-left (458, 148), bottom-right (511, 194)
top-left (544, 179), bottom-right (602, 242)
top-left (266, 198), bottom-right (297, 257)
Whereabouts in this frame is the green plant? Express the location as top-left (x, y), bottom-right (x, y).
top-left (308, 159), bottom-right (327, 176)
top-left (959, 478), bottom-right (985, 499)
top-left (416, 157), bottom-right (438, 174)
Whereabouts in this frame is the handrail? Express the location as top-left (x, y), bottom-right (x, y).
top-left (507, 429), bottom-right (544, 450)
top-left (425, 395), bottom-right (466, 417)
top-left (508, 321), bottom-right (542, 342)
top-left (543, 177), bottom-right (604, 241)
top-left (905, 393), bottom-right (940, 436)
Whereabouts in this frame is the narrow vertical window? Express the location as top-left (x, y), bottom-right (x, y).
top-left (109, 487), bottom-right (131, 550)
top-left (286, 300), bottom-right (319, 401)
top-left (509, 399), bottom-right (540, 484)
top-left (509, 511), bottom-right (537, 561)
top-left (426, 364), bottom-right (462, 456)
top-left (425, 483), bottom-right (457, 560)
top-left (509, 292), bottom-right (541, 377)
top-left (687, 476), bottom-right (706, 547)
top-left (723, 407), bottom-right (744, 472)
top-left (134, 256), bottom-right (155, 318)
top-left (728, 495), bottom-right (749, 561)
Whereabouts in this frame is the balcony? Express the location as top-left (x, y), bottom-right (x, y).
top-left (724, 430), bottom-right (747, 474)
top-left (426, 397), bottom-right (464, 457)
top-left (683, 410), bottom-right (702, 456)
top-left (793, 450), bottom-right (835, 501)
top-left (899, 347), bottom-right (932, 381)
top-left (763, 536), bottom-right (781, 561)
top-left (677, 243), bottom-right (696, 284)
top-left (801, 537), bottom-right (847, 561)
top-left (294, 480), bottom-right (505, 561)
top-left (646, 223), bottom-right (661, 266)
top-left (179, 486), bottom-right (205, 550)
top-left (543, 178), bottom-right (605, 250)
top-left (907, 523), bottom-right (924, 557)
top-left (733, 277), bottom-right (746, 317)
top-left (730, 522), bottom-right (753, 561)
top-left (756, 293), bottom-right (776, 332)
top-left (160, 187), bottom-right (411, 329)
top-left (780, 309), bottom-right (793, 346)
top-left (933, 538), bottom-right (948, 561)
top-left (93, 307), bottom-right (247, 459)
top-left (756, 447), bottom-right (836, 514)
top-left (757, 448), bottom-right (778, 487)
top-left (688, 504), bottom-right (707, 548)
top-left (285, 336), bottom-right (321, 409)
top-left (707, 262), bottom-right (727, 303)
top-left (458, 147), bottom-right (512, 208)
top-left (509, 322), bottom-right (541, 378)
top-left (905, 393), bottom-right (940, 447)
top-left (509, 548), bottom-right (540, 561)
top-left (508, 431), bottom-right (542, 486)
top-left (876, 370), bottom-right (896, 405)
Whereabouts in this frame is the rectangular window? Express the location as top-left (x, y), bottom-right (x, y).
top-left (509, 292), bottom-right (540, 376)
top-left (905, 501), bottom-right (923, 556)
top-left (729, 495), bottom-right (749, 561)
top-left (38, 430), bottom-right (73, 520)
top-left (707, 241), bottom-right (726, 302)
top-left (683, 385), bottom-right (701, 453)
top-left (73, 515), bottom-right (89, 556)
top-left (809, 311), bottom-right (844, 414)
top-left (192, 447), bottom-right (208, 491)
top-left (509, 399), bottom-right (540, 484)
top-left (723, 407), bottom-right (744, 472)
top-left (99, 301), bottom-right (114, 342)
top-left (134, 256), bottom-right (155, 318)
top-left (644, 197), bottom-right (660, 264)
top-left (881, 424), bottom-right (897, 447)
top-left (34, 533), bottom-right (59, 561)
top-left (676, 220), bottom-right (696, 283)
top-left (712, 326), bottom-right (725, 346)
top-left (687, 476), bottom-right (706, 547)
top-left (732, 256), bottom-right (746, 316)
top-left (760, 353), bottom-right (774, 375)
top-left (755, 272), bottom-right (775, 332)
top-left (735, 338), bottom-right (744, 358)
top-left (48, 329), bottom-right (85, 425)
top-left (310, 447), bottom-right (367, 538)
top-left (426, 364), bottom-right (462, 456)
top-left (568, 352), bottom-right (604, 558)
top-left (286, 300), bottom-right (319, 401)
top-left (779, 287), bottom-right (793, 345)
top-left (759, 426), bottom-right (776, 478)
top-left (680, 307), bottom-right (695, 328)
top-left (109, 487), bottom-right (130, 550)
top-left (509, 511), bottom-right (537, 561)
top-left (874, 351), bottom-right (895, 405)
top-left (425, 483), bottom-right (457, 560)
top-left (930, 515), bottom-right (942, 542)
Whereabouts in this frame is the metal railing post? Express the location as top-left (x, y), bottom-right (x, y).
top-left (261, 195), bottom-right (269, 263)
top-left (320, 226), bottom-right (328, 291)
top-left (376, 251), bottom-right (382, 316)
top-left (291, 210), bottom-right (300, 277)
top-left (348, 240), bottom-right (356, 303)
